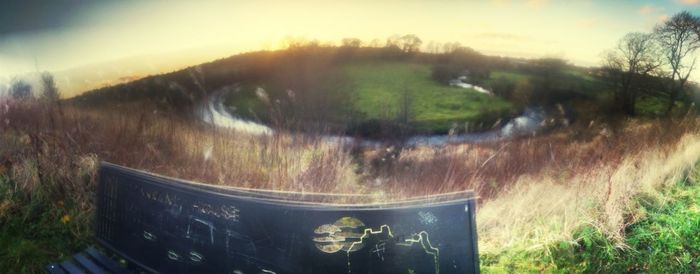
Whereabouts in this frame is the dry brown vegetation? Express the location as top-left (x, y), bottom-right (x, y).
top-left (2, 98), bottom-right (700, 259)
top-left (1, 99), bottom-right (360, 198)
top-left (374, 117), bottom-right (697, 198)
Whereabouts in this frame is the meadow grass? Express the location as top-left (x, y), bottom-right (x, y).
top-left (2, 98), bottom-right (700, 272)
top-left (480, 166), bottom-right (700, 273)
top-left (225, 61), bottom-right (515, 134)
top-left (0, 175), bottom-right (93, 273)
top-left (478, 129), bottom-right (700, 273)
top-left (343, 62), bottom-right (512, 132)
top-left (221, 62), bottom-right (616, 135)
top-left (488, 70), bottom-right (530, 83)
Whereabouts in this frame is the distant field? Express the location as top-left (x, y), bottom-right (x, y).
top-left (342, 62), bottom-right (512, 132)
top-left (223, 61), bottom-right (513, 133)
top-left (487, 70), bottom-right (530, 83)
top-left (488, 69), bottom-right (606, 93)
top-left (222, 62), bottom-right (623, 134)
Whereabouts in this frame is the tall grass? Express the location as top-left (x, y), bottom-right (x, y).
top-left (372, 117), bottom-right (697, 199)
top-left (3, 96), bottom-right (698, 208)
top-left (2, 96), bottom-right (700, 272)
top-left (477, 132), bottom-right (700, 251)
top-left (1, 99), bottom-right (362, 200)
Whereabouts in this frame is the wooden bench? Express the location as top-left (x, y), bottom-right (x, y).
top-left (47, 246), bottom-right (132, 274)
top-left (48, 162), bottom-right (480, 273)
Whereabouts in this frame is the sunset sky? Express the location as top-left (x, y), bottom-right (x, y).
top-left (1, 0), bottom-right (699, 97)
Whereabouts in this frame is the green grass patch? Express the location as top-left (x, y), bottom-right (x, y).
top-left (223, 84), bottom-right (272, 122)
top-left (481, 173), bottom-right (700, 273)
top-left (0, 176), bottom-right (92, 273)
top-left (487, 70), bottom-right (530, 84)
top-left (342, 62), bottom-right (512, 132)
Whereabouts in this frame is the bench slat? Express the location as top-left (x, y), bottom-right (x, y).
top-left (59, 260), bottom-right (85, 274)
top-left (74, 253), bottom-right (108, 274)
top-left (85, 247), bottom-right (131, 274)
top-left (46, 263), bottom-right (67, 274)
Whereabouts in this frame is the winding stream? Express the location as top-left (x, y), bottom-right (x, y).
top-left (198, 84), bottom-right (547, 146)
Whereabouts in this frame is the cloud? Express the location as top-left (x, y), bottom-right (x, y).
top-left (657, 14), bottom-right (670, 23)
top-left (677, 0), bottom-right (700, 5)
top-left (639, 5), bottom-right (654, 14)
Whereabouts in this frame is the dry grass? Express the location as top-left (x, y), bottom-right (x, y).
top-left (475, 125), bottom-right (700, 255)
top-left (2, 97), bottom-right (700, 260)
top-left (352, 114), bottom-right (700, 256)
top-left (1, 99), bottom-right (363, 199)
top-left (368, 117), bottom-right (696, 199)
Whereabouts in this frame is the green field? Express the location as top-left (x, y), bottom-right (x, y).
top-left (225, 61), bottom-right (514, 134)
top-left (223, 61), bottom-right (631, 134)
top-left (342, 62), bottom-right (512, 132)
top-left (487, 70), bottom-right (531, 84)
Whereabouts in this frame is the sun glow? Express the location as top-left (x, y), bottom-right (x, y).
top-left (1, 1), bottom-right (698, 97)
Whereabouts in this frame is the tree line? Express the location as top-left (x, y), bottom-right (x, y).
top-left (604, 11), bottom-right (700, 116)
top-left (5, 72), bottom-right (60, 102)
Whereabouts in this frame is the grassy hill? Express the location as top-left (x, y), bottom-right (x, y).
top-left (5, 45), bottom-right (700, 273)
top-left (71, 46), bottom-right (617, 137)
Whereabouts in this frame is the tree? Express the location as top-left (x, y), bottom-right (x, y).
top-left (425, 41), bottom-right (442, 54)
top-left (490, 77), bottom-right (516, 99)
top-left (9, 79), bottom-right (32, 99)
top-left (368, 38), bottom-right (382, 48)
top-left (399, 34), bottom-right (422, 53)
top-left (385, 35), bottom-right (401, 49)
top-left (654, 11), bottom-right (700, 114)
top-left (442, 42), bottom-right (462, 54)
top-left (384, 34), bottom-right (422, 54)
top-left (512, 79), bottom-right (535, 106)
top-left (338, 37), bottom-right (363, 60)
top-left (340, 37), bottom-right (362, 48)
top-left (40, 72), bottom-right (60, 102)
top-left (529, 58), bottom-right (567, 95)
top-left (281, 36), bottom-right (316, 49)
top-left (604, 32), bottom-right (663, 115)
top-left (431, 46), bottom-right (489, 84)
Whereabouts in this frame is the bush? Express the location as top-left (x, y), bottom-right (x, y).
top-left (431, 64), bottom-right (460, 83)
top-left (490, 77), bottom-right (516, 99)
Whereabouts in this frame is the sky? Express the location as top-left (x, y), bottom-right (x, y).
top-left (1, 0), bottom-right (699, 97)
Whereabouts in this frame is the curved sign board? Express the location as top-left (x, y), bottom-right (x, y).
top-left (95, 162), bottom-right (480, 274)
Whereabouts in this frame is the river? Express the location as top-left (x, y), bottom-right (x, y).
top-left (198, 84), bottom-right (548, 147)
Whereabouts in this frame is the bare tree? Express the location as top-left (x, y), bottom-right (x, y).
top-left (340, 37), bottom-right (362, 48)
top-left (654, 11), bottom-right (700, 114)
top-left (425, 41), bottom-right (443, 54)
top-left (9, 79), bottom-right (32, 99)
top-left (40, 72), bottom-right (60, 102)
top-left (368, 38), bottom-right (382, 48)
top-left (385, 34), bottom-right (401, 49)
top-left (604, 32), bottom-right (663, 115)
top-left (442, 42), bottom-right (462, 54)
top-left (399, 34), bottom-right (422, 53)
top-left (281, 36), bottom-right (312, 49)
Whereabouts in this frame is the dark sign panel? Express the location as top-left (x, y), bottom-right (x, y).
top-left (96, 162), bottom-right (480, 274)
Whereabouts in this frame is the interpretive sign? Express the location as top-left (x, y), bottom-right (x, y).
top-left (95, 162), bottom-right (479, 274)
